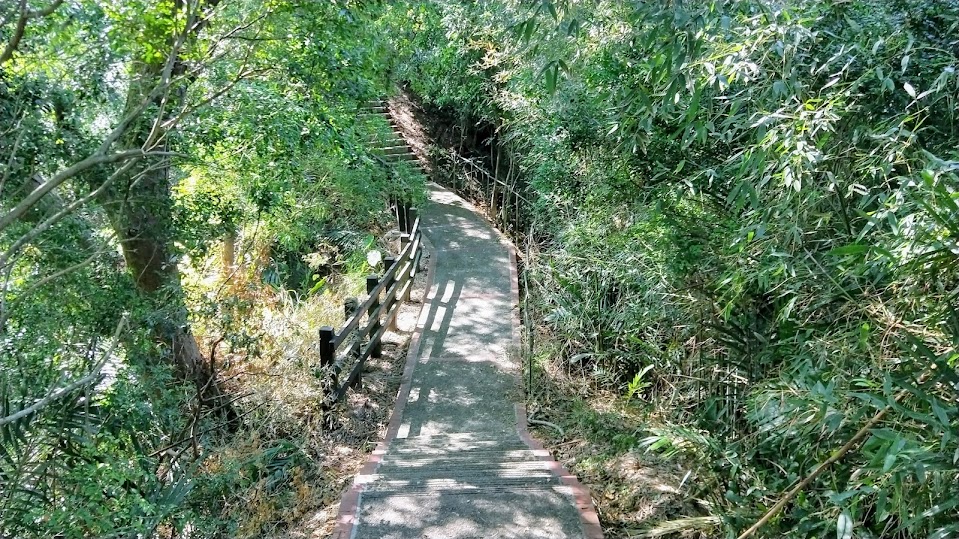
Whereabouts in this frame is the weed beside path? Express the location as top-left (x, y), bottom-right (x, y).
top-left (231, 243), bottom-right (433, 539)
top-left (526, 361), bottom-right (706, 538)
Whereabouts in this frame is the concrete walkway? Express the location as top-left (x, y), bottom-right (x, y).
top-left (334, 103), bottom-right (602, 539)
top-left (334, 104), bottom-right (603, 539)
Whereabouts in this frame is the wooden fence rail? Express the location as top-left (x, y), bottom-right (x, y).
top-left (319, 206), bottom-right (423, 408)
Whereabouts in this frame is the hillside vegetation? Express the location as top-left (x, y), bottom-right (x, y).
top-left (390, 1), bottom-right (959, 537)
top-left (1, 2), bottom-right (423, 536)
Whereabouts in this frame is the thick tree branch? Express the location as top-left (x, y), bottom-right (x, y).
top-left (0, 0), bottom-right (64, 65)
top-left (0, 149), bottom-right (176, 233)
top-left (0, 0), bottom-right (29, 66)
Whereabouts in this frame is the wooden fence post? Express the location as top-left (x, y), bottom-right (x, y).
top-left (367, 274), bottom-right (382, 360)
top-left (384, 256), bottom-right (397, 331)
top-left (319, 326), bottom-right (336, 405)
top-left (397, 201), bottom-right (408, 234)
top-left (320, 326), bottom-right (335, 368)
top-left (406, 209), bottom-right (418, 302)
top-left (400, 233), bottom-right (412, 301)
top-left (343, 297), bottom-right (358, 320)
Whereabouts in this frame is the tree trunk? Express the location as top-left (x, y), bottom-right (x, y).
top-left (106, 158), bottom-right (236, 421)
top-left (222, 230), bottom-right (236, 278)
top-left (102, 7), bottom-right (236, 425)
top-left (104, 152), bottom-right (237, 426)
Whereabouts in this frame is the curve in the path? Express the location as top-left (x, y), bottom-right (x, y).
top-left (333, 103), bottom-right (602, 539)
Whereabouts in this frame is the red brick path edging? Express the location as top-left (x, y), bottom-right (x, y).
top-left (507, 247), bottom-right (605, 539)
top-left (514, 403), bottom-right (605, 539)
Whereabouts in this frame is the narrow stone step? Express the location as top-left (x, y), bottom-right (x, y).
top-left (359, 484), bottom-right (577, 500)
top-left (388, 434), bottom-right (527, 452)
top-left (385, 153), bottom-right (417, 162)
top-left (380, 145), bottom-right (410, 155)
top-left (379, 449), bottom-right (541, 467)
top-left (388, 440), bottom-right (529, 458)
top-left (375, 459), bottom-right (554, 479)
top-left (360, 474), bottom-right (559, 492)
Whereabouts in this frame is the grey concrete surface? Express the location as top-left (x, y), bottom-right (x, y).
top-left (348, 181), bottom-right (589, 539)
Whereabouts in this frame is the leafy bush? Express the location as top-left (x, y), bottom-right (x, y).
top-left (391, 0), bottom-right (959, 536)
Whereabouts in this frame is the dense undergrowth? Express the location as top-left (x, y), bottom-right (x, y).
top-left (1, 1), bottom-right (425, 537)
top-left (390, 1), bottom-right (959, 537)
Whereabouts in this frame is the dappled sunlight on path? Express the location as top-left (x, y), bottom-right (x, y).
top-left (333, 174), bottom-right (602, 538)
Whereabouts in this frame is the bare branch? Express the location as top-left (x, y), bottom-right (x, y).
top-left (142, 21), bottom-right (195, 151)
top-left (27, 0), bottom-right (64, 18)
top-left (0, 174), bottom-right (117, 268)
top-left (0, 149), bottom-right (177, 233)
top-left (0, 151), bottom-right (183, 273)
top-left (7, 248), bottom-right (103, 308)
top-left (0, 114), bottom-right (27, 194)
top-left (736, 371), bottom-right (931, 539)
top-left (203, 11), bottom-right (270, 62)
top-left (163, 66), bottom-right (267, 133)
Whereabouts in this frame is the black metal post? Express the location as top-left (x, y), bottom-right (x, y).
top-left (319, 325), bottom-right (336, 406)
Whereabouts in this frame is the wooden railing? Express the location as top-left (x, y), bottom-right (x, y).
top-left (319, 206), bottom-right (423, 406)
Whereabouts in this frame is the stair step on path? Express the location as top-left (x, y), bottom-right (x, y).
top-left (360, 474), bottom-right (559, 492)
top-left (371, 461), bottom-right (557, 479)
top-left (379, 449), bottom-right (542, 466)
top-left (359, 484), bottom-right (578, 499)
top-left (352, 486), bottom-right (588, 539)
top-left (386, 441), bottom-right (531, 456)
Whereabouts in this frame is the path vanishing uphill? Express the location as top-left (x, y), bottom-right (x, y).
top-left (333, 103), bottom-right (603, 539)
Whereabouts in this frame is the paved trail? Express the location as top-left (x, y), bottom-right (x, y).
top-left (334, 104), bottom-right (601, 539)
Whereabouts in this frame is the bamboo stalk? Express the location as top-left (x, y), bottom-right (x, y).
top-left (736, 384), bottom-right (915, 539)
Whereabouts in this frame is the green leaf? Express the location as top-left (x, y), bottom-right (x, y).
top-left (545, 0), bottom-right (558, 21)
top-left (542, 61), bottom-right (559, 93)
top-left (882, 451), bottom-right (898, 473)
top-left (903, 81), bottom-right (916, 98)
top-left (773, 80), bottom-right (787, 96)
top-left (827, 244), bottom-right (870, 256)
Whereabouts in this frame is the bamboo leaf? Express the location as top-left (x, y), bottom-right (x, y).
top-left (837, 511), bottom-right (853, 539)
